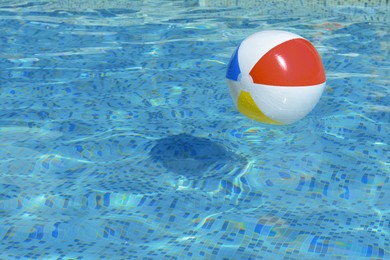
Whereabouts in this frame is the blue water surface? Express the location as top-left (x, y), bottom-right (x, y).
top-left (0, 0), bottom-right (389, 259)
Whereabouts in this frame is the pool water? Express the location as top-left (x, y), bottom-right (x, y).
top-left (0, 0), bottom-right (389, 259)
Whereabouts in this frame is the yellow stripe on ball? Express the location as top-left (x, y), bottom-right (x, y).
top-left (237, 91), bottom-right (282, 125)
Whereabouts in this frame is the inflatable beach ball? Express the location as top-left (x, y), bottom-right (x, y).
top-left (226, 30), bottom-right (326, 125)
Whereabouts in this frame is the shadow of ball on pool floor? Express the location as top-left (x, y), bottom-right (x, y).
top-left (149, 133), bottom-right (245, 178)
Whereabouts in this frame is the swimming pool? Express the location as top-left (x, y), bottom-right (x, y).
top-left (0, 0), bottom-right (388, 259)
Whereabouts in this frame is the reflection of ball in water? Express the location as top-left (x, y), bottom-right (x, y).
top-left (226, 30), bottom-right (326, 125)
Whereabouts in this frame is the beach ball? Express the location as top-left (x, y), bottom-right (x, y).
top-left (226, 30), bottom-right (326, 125)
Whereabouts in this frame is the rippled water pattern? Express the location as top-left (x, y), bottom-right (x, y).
top-left (0, 0), bottom-right (389, 259)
